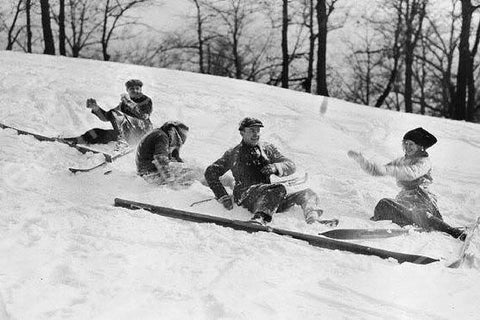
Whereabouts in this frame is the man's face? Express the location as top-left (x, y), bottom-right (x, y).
top-left (127, 85), bottom-right (142, 98)
top-left (240, 126), bottom-right (261, 146)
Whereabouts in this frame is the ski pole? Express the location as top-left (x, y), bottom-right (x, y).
top-left (190, 197), bottom-right (216, 207)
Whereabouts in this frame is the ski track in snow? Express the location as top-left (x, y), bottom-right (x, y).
top-left (1, 51), bottom-right (480, 319)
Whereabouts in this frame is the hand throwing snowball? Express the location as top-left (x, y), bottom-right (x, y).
top-left (348, 127), bottom-right (465, 240)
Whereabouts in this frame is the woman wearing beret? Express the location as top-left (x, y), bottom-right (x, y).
top-left (348, 127), bottom-right (465, 240)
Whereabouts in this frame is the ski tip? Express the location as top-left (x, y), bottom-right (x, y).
top-left (317, 218), bottom-right (339, 227)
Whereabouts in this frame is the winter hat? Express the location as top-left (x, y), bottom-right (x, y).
top-left (403, 127), bottom-right (437, 149)
top-left (160, 121), bottom-right (189, 144)
top-left (238, 117), bottom-right (264, 131)
top-left (125, 79), bottom-right (143, 89)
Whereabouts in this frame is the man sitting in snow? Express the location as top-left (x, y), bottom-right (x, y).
top-left (348, 127), bottom-right (466, 240)
top-left (64, 79), bottom-right (153, 145)
top-left (136, 121), bottom-right (194, 186)
top-left (204, 117), bottom-right (324, 225)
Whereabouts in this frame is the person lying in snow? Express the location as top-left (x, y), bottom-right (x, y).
top-left (135, 121), bottom-right (194, 186)
top-left (64, 79), bottom-right (153, 145)
top-left (204, 117), bottom-right (324, 225)
top-left (348, 127), bottom-right (465, 240)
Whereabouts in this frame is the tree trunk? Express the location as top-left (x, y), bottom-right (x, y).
top-left (193, 0), bottom-right (205, 73)
top-left (466, 15), bottom-right (480, 121)
top-left (101, 0), bottom-right (111, 61)
top-left (6, 0), bottom-right (23, 50)
top-left (316, 0), bottom-right (328, 96)
top-left (404, 1), bottom-right (414, 113)
top-left (233, 33), bottom-right (241, 79)
top-left (26, 0), bottom-right (32, 52)
top-left (281, 0), bottom-right (289, 88)
top-left (305, 0), bottom-right (315, 93)
top-left (59, 0), bottom-right (66, 56)
top-left (454, 0), bottom-right (472, 121)
top-left (40, 0), bottom-right (55, 55)
top-left (374, 4), bottom-right (403, 108)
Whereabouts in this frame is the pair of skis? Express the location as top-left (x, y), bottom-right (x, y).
top-left (114, 198), bottom-right (479, 267)
top-left (0, 122), bottom-right (132, 174)
top-left (0, 122), bottom-right (112, 159)
top-left (68, 147), bottom-right (133, 174)
top-left (114, 198), bottom-right (439, 265)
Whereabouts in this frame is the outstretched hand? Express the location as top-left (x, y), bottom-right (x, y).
top-left (347, 150), bottom-right (364, 162)
top-left (347, 150), bottom-right (363, 161)
top-left (86, 98), bottom-right (99, 111)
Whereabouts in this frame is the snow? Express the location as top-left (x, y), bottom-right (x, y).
top-left (0, 50), bottom-right (480, 319)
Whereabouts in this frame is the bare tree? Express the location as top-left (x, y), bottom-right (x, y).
top-left (202, 0), bottom-right (263, 79)
top-left (453, 0), bottom-right (479, 120)
top-left (403, 0), bottom-right (427, 113)
top-left (415, 3), bottom-right (459, 117)
top-left (302, 0), bottom-right (315, 93)
top-left (59, 0), bottom-right (66, 55)
top-left (63, 0), bottom-right (102, 57)
top-left (316, 0), bottom-right (338, 96)
top-left (40, 0), bottom-right (55, 54)
top-left (3, 0), bottom-right (25, 50)
top-left (100, 0), bottom-right (150, 61)
top-left (190, 0), bottom-right (208, 73)
top-left (316, 0), bottom-right (328, 95)
top-left (373, 2), bottom-right (404, 109)
top-left (281, 0), bottom-right (289, 88)
top-left (26, 0), bottom-right (32, 52)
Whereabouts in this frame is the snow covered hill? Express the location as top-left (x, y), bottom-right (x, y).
top-left (1, 51), bottom-right (480, 319)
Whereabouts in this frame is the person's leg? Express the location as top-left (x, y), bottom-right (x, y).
top-left (277, 188), bottom-right (323, 223)
top-left (372, 198), bottom-right (414, 226)
top-left (241, 184), bottom-right (287, 223)
top-left (373, 198), bottom-right (465, 240)
top-left (64, 128), bottom-right (119, 145)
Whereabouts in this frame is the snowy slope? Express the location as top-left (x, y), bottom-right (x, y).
top-left (1, 51), bottom-right (480, 320)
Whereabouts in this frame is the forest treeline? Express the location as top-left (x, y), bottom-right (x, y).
top-left (1, 0), bottom-right (480, 123)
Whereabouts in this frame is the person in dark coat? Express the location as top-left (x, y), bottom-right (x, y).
top-left (348, 127), bottom-right (465, 240)
top-left (136, 121), bottom-right (192, 185)
top-left (64, 79), bottom-right (153, 145)
top-left (204, 117), bottom-right (324, 225)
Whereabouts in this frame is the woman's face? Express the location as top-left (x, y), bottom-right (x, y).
top-left (403, 139), bottom-right (422, 156)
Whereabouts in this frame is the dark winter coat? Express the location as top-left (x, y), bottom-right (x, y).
top-left (204, 141), bottom-right (296, 202)
top-left (92, 94), bottom-right (153, 144)
top-left (135, 123), bottom-right (183, 176)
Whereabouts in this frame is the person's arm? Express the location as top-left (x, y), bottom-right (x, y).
top-left (204, 150), bottom-right (233, 200)
top-left (86, 98), bottom-right (111, 122)
top-left (384, 157), bottom-right (431, 181)
top-left (260, 144), bottom-right (296, 177)
top-left (151, 134), bottom-right (171, 176)
top-left (348, 151), bottom-right (431, 181)
top-left (171, 148), bottom-right (183, 162)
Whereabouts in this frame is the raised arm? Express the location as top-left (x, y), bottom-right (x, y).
top-left (348, 151), bottom-right (431, 181)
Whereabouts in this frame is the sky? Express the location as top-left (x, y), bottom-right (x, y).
top-left (0, 50), bottom-right (480, 319)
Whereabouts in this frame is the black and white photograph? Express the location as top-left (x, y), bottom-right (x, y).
top-left (1, 0), bottom-right (480, 319)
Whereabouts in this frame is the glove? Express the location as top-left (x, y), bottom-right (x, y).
top-left (86, 98), bottom-right (99, 110)
top-left (260, 164), bottom-right (277, 176)
top-left (347, 150), bottom-right (363, 161)
top-left (217, 195), bottom-right (233, 210)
